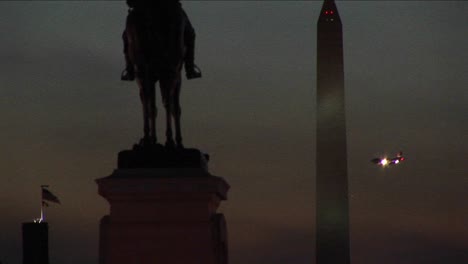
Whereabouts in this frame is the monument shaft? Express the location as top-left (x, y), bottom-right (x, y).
top-left (316, 1), bottom-right (350, 263)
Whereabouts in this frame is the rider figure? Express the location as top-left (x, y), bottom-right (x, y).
top-left (121, 0), bottom-right (202, 81)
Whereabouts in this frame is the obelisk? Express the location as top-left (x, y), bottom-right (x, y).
top-left (316, 0), bottom-right (350, 263)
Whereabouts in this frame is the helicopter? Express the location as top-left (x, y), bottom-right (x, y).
top-left (371, 151), bottom-right (405, 166)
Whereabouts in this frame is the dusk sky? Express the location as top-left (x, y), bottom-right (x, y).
top-left (1, 1), bottom-right (467, 264)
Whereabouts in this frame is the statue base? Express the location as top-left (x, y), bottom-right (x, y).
top-left (118, 143), bottom-right (209, 170)
top-left (97, 169), bottom-right (229, 264)
top-left (97, 146), bottom-right (229, 264)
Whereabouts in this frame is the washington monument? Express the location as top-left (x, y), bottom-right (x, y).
top-left (316, 0), bottom-right (350, 263)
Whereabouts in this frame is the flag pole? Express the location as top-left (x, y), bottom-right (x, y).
top-left (40, 185), bottom-right (49, 223)
top-left (40, 203), bottom-right (44, 223)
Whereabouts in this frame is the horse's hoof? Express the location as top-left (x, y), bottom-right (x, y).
top-left (165, 140), bottom-right (176, 149)
top-left (139, 137), bottom-right (156, 147)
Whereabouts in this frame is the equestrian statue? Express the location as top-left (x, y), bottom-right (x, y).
top-left (121, 0), bottom-right (201, 148)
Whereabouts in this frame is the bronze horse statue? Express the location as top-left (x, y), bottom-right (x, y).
top-left (123, 1), bottom-right (187, 148)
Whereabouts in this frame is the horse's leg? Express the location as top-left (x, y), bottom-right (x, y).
top-left (173, 75), bottom-right (183, 148)
top-left (160, 79), bottom-right (174, 148)
top-left (148, 81), bottom-right (157, 145)
top-left (137, 78), bottom-right (150, 143)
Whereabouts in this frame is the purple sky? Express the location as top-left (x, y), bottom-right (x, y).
top-left (0, 1), bottom-right (467, 264)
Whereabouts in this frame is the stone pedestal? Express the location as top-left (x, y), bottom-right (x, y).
top-left (97, 147), bottom-right (229, 264)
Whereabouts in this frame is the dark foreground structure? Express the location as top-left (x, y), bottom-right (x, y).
top-left (316, 0), bottom-right (351, 263)
top-left (97, 149), bottom-right (229, 264)
top-left (22, 222), bottom-right (49, 264)
top-left (97, 2), bottom-right (229, 264)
